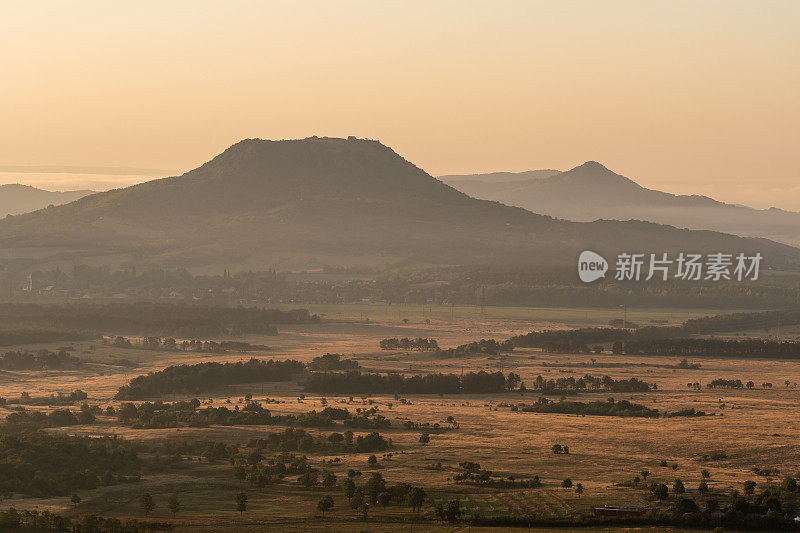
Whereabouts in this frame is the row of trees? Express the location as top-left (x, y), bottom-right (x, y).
top-left (512, 397), bottom-right (661, 418)
top-left (379, 338), bottom-right (439, 351)
top-left (1, 404), bottom-right (96, 431)
top-left (683, 309), bottom-right (800, 334)
top-left (21, 263), bottom-right (800, 308)
top-left (0, 349), bottom-right (82, 371)
top-left (453, 461), bottom-right (542, 489)
top-left (530, 374), bottom-right (656, 395)
top-left (1, 389), bottom-right (87, 407)
top-left (304, 370), bottom-right (520, 395)
top-left (509, 309), bottom-right (800, 357)
top-left (510, 397), bottom-right (708, 418)
top-left (114, 336), bottom-right (270, 353)
top-left (114, 358), bottom-right (305, 399)
top-left (617, 338), bottom-right (800, 358)
top-left (0, 508), bottom-right (173, 532)
top-left (115, 399), bottom-right (390, 431)
top-left (433, 339), bottom-right (514, 358)
top-left (307, 353), bottom-right (360, 371)
top-left (0, 302), bottom-right (318, 337)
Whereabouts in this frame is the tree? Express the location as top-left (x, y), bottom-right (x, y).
top-left (234, 464), bottom-right (247, 486)
top-left (365, 472), bottom-right (386, 503)
top-left (561, 478), bottom-right (573, 490)
top-left (575, 483), bottom-right (584, 495)
top-left (322, 470), bottom-right (337, 488)
top-left (444, 498), bottom-right (461, 523)
top-left (652, 483), bottom-right (669, 500)
top-left (367, 455), bottom-right (378, 467)
top-left (139, 493), bottom-right (154, 516)
top-left (551, 444), bottom-right (563, 454)
top-left (317, 495), bottom-right (334, 515)
top-left (746, 381), bottom-right (755, 389)
top-left (701, 469), bottom-right (710, 479)
top-left (405, 486), bottom-right (426, 512)
top-left (167, 494), bottom-right (180, 515)
top-left (743, 480), bottom-right (756, 495)
top-left (641, 470), bottom-right (651, 480)
top-left (563, 445), bottom-right (570, 454)
top-left (698, 481), bottom-right (709, 494)
top-left (299, 471), bottom-right (318, 487)
top-left (782, 476), bottom-right (798, 492)
top-left (377, 491), bottom-right (391, 508)
top-left (434, 502), bottom-right (446, 522)
top-left (419, 433), bottom-right (430, 445)
top-left (70, 494), bottom-right (81, 508)
top-left (673, 497), bottom-right (699, 516)
top-left (235, 492), bottom-right (248, 515)
top-left (350, 489), bottom-right (364, 510)
top-left (343, 478), bottom-right (356, 499)
top-left (673, 479), bottom-right (685, 494)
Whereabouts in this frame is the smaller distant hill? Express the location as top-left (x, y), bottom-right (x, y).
top-left (0, 184), bottom-right (95, 217)
top-left (440, 162), bottom-right (800, 246)
top-left (438, 169), bottom-right (561, 198)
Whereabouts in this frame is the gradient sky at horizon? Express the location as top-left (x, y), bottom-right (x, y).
top-left (1, 1), bottom-right (798, 208)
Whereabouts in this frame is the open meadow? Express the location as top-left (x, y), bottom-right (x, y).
top-left (1, 305), bottom-right (799, 532)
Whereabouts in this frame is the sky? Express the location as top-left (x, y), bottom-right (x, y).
top-left (1, 1), bottom-right (798, 208)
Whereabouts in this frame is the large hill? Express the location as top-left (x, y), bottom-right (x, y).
top-left (440, 162), bottom-right (800, 246)
top-left (0, 184), bottom-right (94, 217)
top-left (0, 138), bottom-right (797, 271)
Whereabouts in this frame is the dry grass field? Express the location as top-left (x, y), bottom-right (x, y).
top-left (1, 306), bottom-right (799, 532)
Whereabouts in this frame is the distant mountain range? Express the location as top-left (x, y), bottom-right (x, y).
top-left (0, 138), bottom-right (797, 271)
top-left (440, 162), bottom-right (800, 246)
top-left (0, 184), bottom-right (95, 217)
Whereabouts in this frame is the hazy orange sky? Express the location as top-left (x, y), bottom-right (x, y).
top-left (1, 1), bottom-right (798, 208)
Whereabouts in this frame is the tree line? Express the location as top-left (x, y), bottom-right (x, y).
top-left (111, 336), bottom-right (270, 353)
top-left (379, 337), bottom-right (440, 351)
top-left (0, 508), bottom-right (173, 532)
top-left (0, 349), bottom-right (83, 371)
top-left (114, 358), bottom-right (305, 399)
top-left (303, 370), bottom-right (521, 395)
top-left (0, 302), bottom-right (317, 338)
top-left (453, 461), bottom-right (542, 489)
top-left (433, 339), bottom-right (514, 358)
top-left (1, 405), bottom-right (96, 431)
top-left (0, 328), bottom-right (95, 347)
top-left (1, 389), bottom-right (87, 407)
top-left (20, 263), bottom-right (800, 309)
top-left (616, 338), bottom-right (800, 358)
top-left (509, 309), bottom-right (800, 356)
top-left (307, 353), bottom-right (361, 371)
top-left (509, 397), bottom-right (708, 418)
top-left (114, 399), bottom-right (390, 430)
top-left (529, 374), bottom-right (655, 395)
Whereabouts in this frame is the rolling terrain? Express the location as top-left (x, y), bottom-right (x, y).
top-left (0, 138), bottom-right (797, 272)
